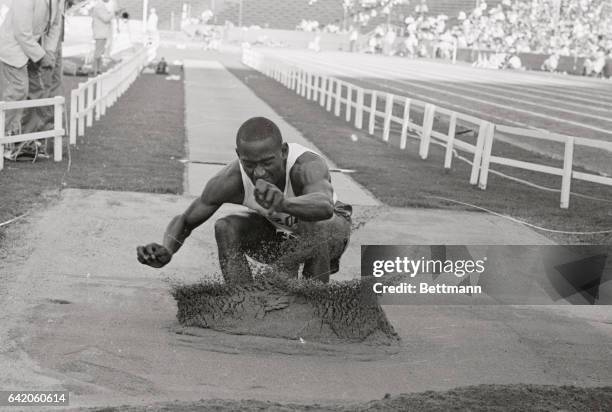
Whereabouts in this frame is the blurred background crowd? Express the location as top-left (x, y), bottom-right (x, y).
top-left (298, 0), bottom-right (611, 75)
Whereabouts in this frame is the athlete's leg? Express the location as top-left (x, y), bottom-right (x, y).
top-left (272, 212), bottom-right (351, 283)
top-left (302, 213), bottom-right (351, 283)
top-left (214, 212), bottom-right (278, 284)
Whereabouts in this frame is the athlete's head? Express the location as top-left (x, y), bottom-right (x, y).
top-left (235, 117), bottom-right (288, 186)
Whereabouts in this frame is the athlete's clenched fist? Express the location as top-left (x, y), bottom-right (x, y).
top-left (137, 243), bottom-right (172, 268)
top-left (254, 179), bottom-right (285, 213)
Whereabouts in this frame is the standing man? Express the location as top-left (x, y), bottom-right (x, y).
top-left (0, 0), bottom-right (56, 142)
top-left (42, 0), bottom-right (70, 131)
top-left (92, 0), bottom-right (113, 76)
top-left (20, 0), bottom-right (65, 155)
top-left (146, 7), bottom-right (159, 49)
top-left (137, 117), bottom-right (352, 285)
top-left (349, 26), bottom-right (358, 52)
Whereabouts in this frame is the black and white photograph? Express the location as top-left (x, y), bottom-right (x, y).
top-left (0, 0), bottom-right (611, 410)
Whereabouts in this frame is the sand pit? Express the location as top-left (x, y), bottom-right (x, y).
top-left (171, 272), bottom-right (399, 345)
top-left (2, 190), bottom-right (611, 410)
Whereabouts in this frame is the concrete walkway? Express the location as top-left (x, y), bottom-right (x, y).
top-left (182, 59), bottom-right (379, 207)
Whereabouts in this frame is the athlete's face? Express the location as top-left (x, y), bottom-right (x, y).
top-left (236, 138), bottom-right (288, 187)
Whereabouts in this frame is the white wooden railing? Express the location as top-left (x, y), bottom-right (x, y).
top-left (69, 46), bottom-right (150, 144)
top-left (0, 97), bottom-right (65, 171)
top-left (242, 48), bottom-right (612, 209)
top-left (1, 46), bottom-right (151, 172)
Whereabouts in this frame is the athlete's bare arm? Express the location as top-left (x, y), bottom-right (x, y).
top-left (255, 152), bottom-right (334, 221)
top-left (137, 161), bottom-right (244, 268)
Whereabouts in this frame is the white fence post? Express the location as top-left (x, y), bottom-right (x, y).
top-left (290, 67), bottom-right (296, 90)
top-left (53, 97), bottom-right (63, 162)
top-left (383, 93), bottom-right (393, 142)
top-left (469, 120), bottom-right (489, 185)
top-left (319, 76), bottom-right (327, 107)
top-left (478, 123), bottom-right (495, 189)
top-left (444, 112), bottom-right (457, 170)
top-left (78, 85), bottom-right (85, 137)
top-left (399, 97), bottom-right (411, 149)
top-left (368, 91), bottom-right (377, 136)
top-left (312, 73), bottom-right (318, 101)
top-left (95, 78), bottom-right (102, 121)
top-left (334, 81), bottom-right (342, 116)
top-left (70, 89), bottom-right (77, 144)
top-left (306, 72), bottom-right (312, 100)
top-left (86, 82), bottom-right (94, 127)
top-left (301, 71), bottom-right (308, 97)
top-left (355, 87), bottom-right (364, 129)
top-left (326, 78), bottom-right (334, 112)
top-left (100, 73), bottom-right (107, 116)
top-left (419, 103), bottom-right (435, 159)
top-left (345, 85), bottom-right (352, 122)
top-left (110, 69), bottom-right (118, 105)
top-left (560, 136), bottom-right (575, 209)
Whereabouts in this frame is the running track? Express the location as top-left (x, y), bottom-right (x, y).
top-left (256, 49), bottom-right (612, 175)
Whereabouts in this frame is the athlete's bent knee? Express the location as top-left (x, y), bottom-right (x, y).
top-left (214, 218), bottom-right (239, 242)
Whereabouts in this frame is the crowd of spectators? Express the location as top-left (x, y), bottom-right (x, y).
top-left (449, 0), bottom-right (611, 74)
top-left (352, 0), bottom-right (611, 76)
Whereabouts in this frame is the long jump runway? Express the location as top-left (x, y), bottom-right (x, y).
top-left (259, 49), bottom-right (612, 176)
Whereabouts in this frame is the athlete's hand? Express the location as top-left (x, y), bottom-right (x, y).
top-left (137, 243), bottom-right (172, 268)
top-left (255, 179), bottom-right (285, 213)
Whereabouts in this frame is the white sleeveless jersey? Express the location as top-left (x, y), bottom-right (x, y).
top-left (239, 143), bottom-right (336, 234)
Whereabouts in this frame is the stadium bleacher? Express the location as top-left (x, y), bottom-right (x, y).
top-left (118, 0), bottom-right (210, 30)
top-left (115, 0), bottom-right (502, 31)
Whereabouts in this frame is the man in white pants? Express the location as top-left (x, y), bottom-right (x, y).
top-left (92, 0), bottom-right (113, 76)
top-left (0, 0), bottom-right (58, 155)
top-left (20, 0), bottom-right (65, 157)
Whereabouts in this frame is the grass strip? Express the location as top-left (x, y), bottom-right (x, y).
top-left (0, 67), bottom-right (186, 226)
